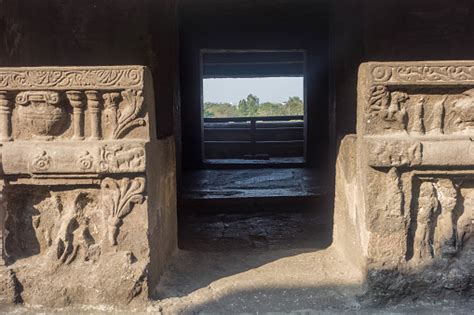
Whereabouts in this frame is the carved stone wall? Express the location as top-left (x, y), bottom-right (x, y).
top-left (335, 61), bottom-right (473, 303)
top-left (0, 66), bottom-right (177, 307)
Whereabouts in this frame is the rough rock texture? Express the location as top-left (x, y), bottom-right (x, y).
top-left (0, 66), bottom-right (176, 307)
top-left (335, 61), bottom-right (474, 304)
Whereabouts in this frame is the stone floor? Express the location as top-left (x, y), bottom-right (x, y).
top-left (181, 168), bottom-right (325, 199)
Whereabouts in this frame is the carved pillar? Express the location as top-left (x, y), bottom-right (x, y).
top-left (0, 92), bottom-right (13, 142)
top-left (66, 91), bottom-right (85, 140)
top-left (85, 91), bottom-right (101, 140)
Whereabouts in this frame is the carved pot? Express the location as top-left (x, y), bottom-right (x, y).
top-left (18, 102), bottom-right (65, 139)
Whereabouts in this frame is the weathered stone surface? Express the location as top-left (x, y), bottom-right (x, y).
top-left (0, 66), bottom-right (176, 308)
top-left (335, 61), bottom-right (474, 303)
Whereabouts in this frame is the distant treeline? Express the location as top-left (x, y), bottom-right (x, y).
top-left (204, 94), bottom-right (304, 118)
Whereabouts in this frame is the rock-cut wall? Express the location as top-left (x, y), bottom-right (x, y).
top-left (334, 61), bottom-right (473, 302)
top-left (0, 66), bottom-right (177, 307)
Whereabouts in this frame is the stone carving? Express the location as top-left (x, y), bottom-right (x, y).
top-left (66, 91), bottom-right (85, 140)
top-left (103, 92), bottom-right (121, 139)
top-left (76, 151), bottom-right (94, 171)
top-left (433, 179), bottom-right (458, 258)
top-left (426, 96), bottom-right (446, 135)
top-left (0, 67), bottom-right (143, 90)
top-left (85, 90), bottom-right (101, 140)
top-left (16, 91), bottom-right (65, 139)
top-left (101, 177), bottom-right (145, 245)
top-left (30, 151), bottom-right (52, 172)
top-left (98, 144), bottom-right (145, 173)
top-left (368, 141), bottom-right (422, 168)
top-left (0, 181), bottom-right (6, 266)
top-left (371, 65), bottom-right (474, 83)
top-left (412, 182), bottom-right (438, 264)
top-left (0, 92), bottom-right (13, 141)
top-left (449, 89), bottom-right (474, 133)
top-left (112, 89), bottom-right (145, 139)
top-left (367, 86), bottom-right (408, 133)
top-left (385, 168), bottom-right (404, 216)
top-left (411, 97), bottom-right (425, 135)
top-left (409, 178), bottom-right (468, 263)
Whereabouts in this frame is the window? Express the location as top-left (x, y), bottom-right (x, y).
top-left (201, 50), bottom-right (306, 163)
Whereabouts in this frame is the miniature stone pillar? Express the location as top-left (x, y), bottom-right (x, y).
top-left (66, 91), bottom-right (85, 140)
top-left (85, 90), bottom-right (101, 140)
top-left (0, 92), bottom-right (12, 142)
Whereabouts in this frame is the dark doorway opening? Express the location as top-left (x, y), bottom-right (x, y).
top-left (178, 0), bottom-right (333, 253)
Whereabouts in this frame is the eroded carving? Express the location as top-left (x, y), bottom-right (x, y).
top-left (385, 168), bottom-right (404, 216)
top-left (367, 86), bottom-right (408, 133)
top-left (449, 89), bottom-right (474, 133)
top-left (412, 182), bottom-right (438, 263)
top-left (16, 91), bottom-right (65, 140)
top-left (0, 92), bottom-right (13, 141)
top-left (101, 177), bottom-right (145, 245)
top-left (433, 179), bottom-right (458, 258)
top-left (369, 141), bottom-right (422, 168)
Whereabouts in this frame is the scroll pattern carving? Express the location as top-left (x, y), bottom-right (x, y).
top-left (372, 65), bottom-right (474, 83)
top-left (101, 177), bottom-right (145, 245)
top-left (0, 68), bottom-right (143, 90)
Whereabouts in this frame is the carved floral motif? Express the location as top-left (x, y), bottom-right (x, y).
top-left (31, 151), bottom-right (52, 172)
top-left (101, 177), bottom-right (145, 245)
top-left (112, 89), bottom-right (145, 139)
top-left (76, 151), bottom-right (94, 171)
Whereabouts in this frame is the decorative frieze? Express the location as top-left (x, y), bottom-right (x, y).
top-left (0, 67), bottom-right (144, 90)
top-left (370, 63), bottom-right (474, 84)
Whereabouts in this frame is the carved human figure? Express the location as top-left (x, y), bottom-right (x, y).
top-left (427, 96), bottom-right (446, 135)
top-left (367, 86), bottom-right (408, 133)
top-left (434, 179), bottom-right (458, 258)
top-left (412, 182), bottom-right (438, 263)
top-left (457, 190), bottom-right (473, 251)
top-left (411, 97), bottom-right (425, 135)
top-left (385, 167), bottom-right (404, 216)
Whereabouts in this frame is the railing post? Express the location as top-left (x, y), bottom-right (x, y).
top-left (251, 118), bottom-right (256, 158)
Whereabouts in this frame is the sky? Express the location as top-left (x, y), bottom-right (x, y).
top-left (203, 77), bottom-right (304, 105)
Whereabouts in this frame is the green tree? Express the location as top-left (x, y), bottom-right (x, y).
top-left (203, 102), bottom-right (237, 118)
top-left (285, 96), bottom-right (304, 115)
top-left (257, 102), bottom-right (286, 116)
top-left (237, 94), bottom-right (259, 117)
